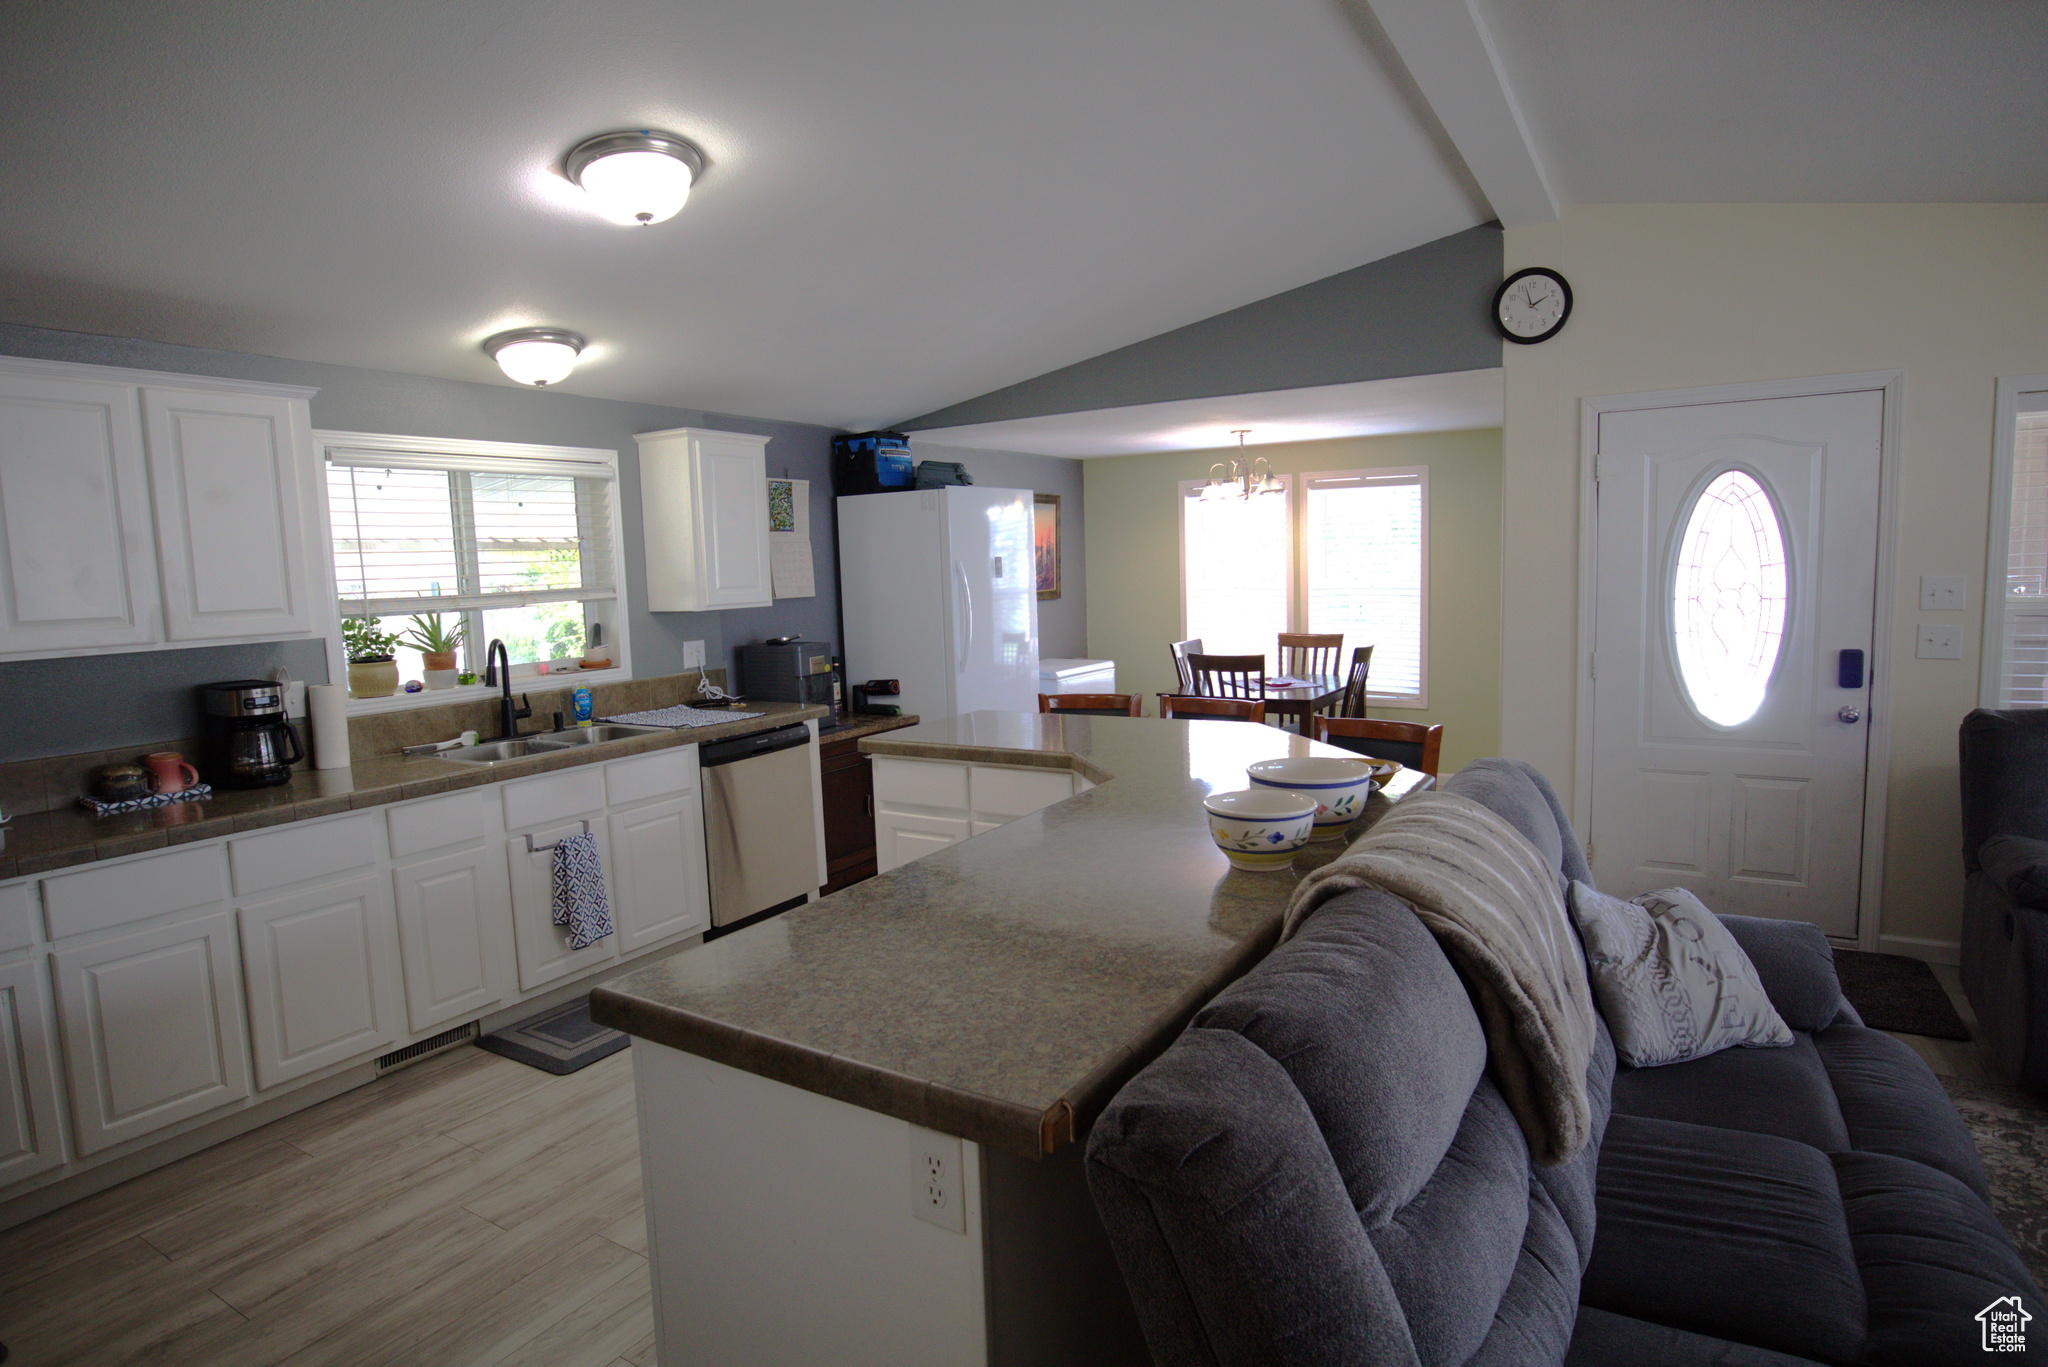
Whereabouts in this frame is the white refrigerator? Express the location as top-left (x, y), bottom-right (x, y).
top-left (837, 486), bottom-right (1040, 721)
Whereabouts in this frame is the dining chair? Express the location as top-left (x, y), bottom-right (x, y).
top-left (1277, 633), bottom-right (1342, 681)
top-left (1160, 695), bottom-right (1267, 725)
top-left (1313, 716), bottom-right (1443, 778)
top-left (1339, 645), bottom-right (1375, 719)
top-left (1168, 638), bottom-right (1204, 694)
top-left (1040, 692), bottom-right (1143, 717)
top-left (1186, 652), bottom-right (1266, 700)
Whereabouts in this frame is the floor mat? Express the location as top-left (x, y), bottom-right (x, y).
top-left (1833, 949), bottom-right (1971, 1040)
top-left (476, 997), bottom-right (629, 1074)
top-left (1942, 1073), bottom-right (2048, 1292)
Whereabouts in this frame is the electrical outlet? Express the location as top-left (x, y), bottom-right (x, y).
top-left (908, 1125), bottom-right (965, 1234)
top-left (683, 640), bottom-right (705, 669)
top-left (1917, 624), bottom-right (1963, 660)
top-left (1920, 574), bottom-right (1966, 611)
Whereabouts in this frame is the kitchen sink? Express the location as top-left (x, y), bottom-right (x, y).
top-left (530, 723), bottom-right (669, 746)
top-left (438, 738), bottom-right (560, 764)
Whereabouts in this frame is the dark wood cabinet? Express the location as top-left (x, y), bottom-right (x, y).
top-left (819, 732), bottom-right (877, 894)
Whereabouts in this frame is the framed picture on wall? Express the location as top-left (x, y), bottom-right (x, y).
top-left (1034, 493), bottom-right (1061, 600)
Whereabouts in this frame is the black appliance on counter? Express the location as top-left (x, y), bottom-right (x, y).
top-left (201, 680), bottom-right (303, 788)
top-left (736, 638), bottom-right (837, 720)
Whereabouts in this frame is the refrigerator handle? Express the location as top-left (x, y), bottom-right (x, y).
top-left (953, 559), bottom-right (973, 672)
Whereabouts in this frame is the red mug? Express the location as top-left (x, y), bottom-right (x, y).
top-left (146, 751), bottom-right (201, 794)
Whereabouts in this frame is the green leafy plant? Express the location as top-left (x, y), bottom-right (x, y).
top-left (398, 611), bottom-right (466, 657)
top-left (342, 616), bottom-right (402, 663)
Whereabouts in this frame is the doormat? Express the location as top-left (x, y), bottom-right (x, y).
top-left (1941, 1074), bottom-right (2048, 1292)
top-left (476, 997), bottom-right (628, 1075)
top-left (1834, 949), bottom-right (1971, 1041)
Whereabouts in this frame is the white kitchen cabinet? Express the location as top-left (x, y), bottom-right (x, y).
top-left (871, 757), bottom-right (1084, 873)
top-left (0, 368), bottom-right (162, 654)
top-left (238, 872), bottom-right (402, 1091)
top-left (507, 819), bottom-right (621, 992)
top-left (607, 793), bottom-right (711, 951)
top-left (141, 385), bottom-right (316, 642)
top-left (637, 427), bottom-right (772, 611)
top-left (0, 959), bottom-right (64, 1184)
top-left (875, 810), bottom-right (972, 873)
top-left (52, 911), bottom-right (251, 1156)
top-left (391, 844), bottom-right (512, 1035)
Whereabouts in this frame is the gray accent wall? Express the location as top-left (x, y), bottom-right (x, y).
top-left (900, 224), bottom-right (1503, 430)
top-left (0, 323), bottom-right (844, 761)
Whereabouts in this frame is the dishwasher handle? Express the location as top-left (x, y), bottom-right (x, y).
top-left (700, 723), bottom-right (812, 767)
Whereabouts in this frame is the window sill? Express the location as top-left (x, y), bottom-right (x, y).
top-left (344, 665), bottom-right (633, 716)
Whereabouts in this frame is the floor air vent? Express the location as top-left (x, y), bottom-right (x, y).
top-left (376, 1021), bottom-right (480, 1075)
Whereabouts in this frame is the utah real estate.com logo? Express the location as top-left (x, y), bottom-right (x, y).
top-left (1979, 1295), bottom-right (2030, 1353)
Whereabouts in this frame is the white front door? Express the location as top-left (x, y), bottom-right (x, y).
top-left (1588, 389), bottom-right (1884, 936)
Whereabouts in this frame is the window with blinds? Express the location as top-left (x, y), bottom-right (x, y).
top-left (1305, 469), bottom-right (1427, 706)
top-left (1179, 476), bottom-right (1292, 659)
top-left (1991, 393), bottom-right (2048, 708)
top-left (324, 438), bottom-right (622, 687)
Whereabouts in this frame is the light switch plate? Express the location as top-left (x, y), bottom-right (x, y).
top-left (1917, 624), bottom-right (1963, 660)
top-left (1920, 575), bottom-right (1966, 611)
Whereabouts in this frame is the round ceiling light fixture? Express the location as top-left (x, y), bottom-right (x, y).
top-left (565, 130), bottom-right (706, 226)
top-left (483, 327), bottom-right (587, 386)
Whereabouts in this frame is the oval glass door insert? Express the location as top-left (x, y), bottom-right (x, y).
top-left (1671, 470), bottom-right (1789, 727)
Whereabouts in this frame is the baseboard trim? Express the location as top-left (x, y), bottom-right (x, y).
top-left (1876, 934), bottom-right (1962, 966)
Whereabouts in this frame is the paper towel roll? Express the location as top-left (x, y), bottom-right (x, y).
top-left (310, 685), bottom-right (352, 770)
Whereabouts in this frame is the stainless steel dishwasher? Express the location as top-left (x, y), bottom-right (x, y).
top-left (700, 723), bottom-right (819, 938)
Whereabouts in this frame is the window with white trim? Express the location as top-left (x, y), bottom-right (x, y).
top-left (319, 433), bottom-right (629, 697)
top-left (1985, 379), bottom-right (2048, 708)
top-left (1178, 474), bottom-right (1292, 659)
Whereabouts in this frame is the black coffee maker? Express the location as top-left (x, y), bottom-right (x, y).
top-left (201, 680), bottom-right (303, 788)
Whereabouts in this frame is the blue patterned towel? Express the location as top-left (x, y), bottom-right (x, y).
top-left (550, 831), bottom-right (614, 951)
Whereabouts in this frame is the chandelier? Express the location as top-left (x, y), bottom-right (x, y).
top-left (1199, 430), bottom-right (1284, 501)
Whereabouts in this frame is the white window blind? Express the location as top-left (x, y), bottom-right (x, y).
top-left (1305, 469), bottom-right (1427, 705)
top-left (1996, 404), bottom-right (2048, 707)
top-left (1179, 478), bottom-right (1292, 659)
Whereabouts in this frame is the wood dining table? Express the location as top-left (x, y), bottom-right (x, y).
top-left (1257, 673), bottom-right (1347, 733)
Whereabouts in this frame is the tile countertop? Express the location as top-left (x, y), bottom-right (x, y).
top-left (0, 702), bottom-right (851, 880)
top-left (590, 711), bottom-right (1434, 1160)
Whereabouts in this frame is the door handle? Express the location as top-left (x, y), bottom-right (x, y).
top-left (1838, 706), bottom-right (1863, 724)
top-left (953, 560), bottom-right (973, 673)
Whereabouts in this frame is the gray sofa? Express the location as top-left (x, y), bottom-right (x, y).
top-left (1960, 707), bottom-right (2048, 1094)
top-left (1087, 759), bottom-right (2038, 1366)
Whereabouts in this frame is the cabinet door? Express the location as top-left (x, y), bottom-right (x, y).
top-left (0, 959), bottom-right (64, 1183)
top-left (141, 387), bottom-right (313, 641)
top-left (392, 847), bottom-right (512, 1034)
top-left (0, 370), bottom-right (161, 653)
top-left (506, 822), bottom-right (621, 992)
top-left (694, 432), bottom-right (772, 609)
top-left (238, 873), bottom-right (401, 1090)
top-left (874, 810), bottom-right (970, 874)
top-left (607, 794), bottom-right (711, 952)
top-left (52, 912), bottom-right (251, 1156)
top-left (821, 755), bottom-right (875, 869)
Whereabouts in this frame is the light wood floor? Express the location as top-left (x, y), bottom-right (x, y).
top-left (1881, 960), bottom-right (2009, 1085)
top-left (0, 1045), bottom-right (653, 1367)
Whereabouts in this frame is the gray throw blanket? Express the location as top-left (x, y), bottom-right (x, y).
top-left (1282, 791), bottom-right (1597, 1164)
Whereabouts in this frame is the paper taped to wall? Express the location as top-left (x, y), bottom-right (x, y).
top-left (769, 478), bottom-right (815, 598)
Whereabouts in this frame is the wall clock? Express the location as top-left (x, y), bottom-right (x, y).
top-left (1493, 267), bottom-right (1572, 344)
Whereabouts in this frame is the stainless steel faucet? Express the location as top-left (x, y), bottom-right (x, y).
top-left (482, 639), bottom-right (531, 740)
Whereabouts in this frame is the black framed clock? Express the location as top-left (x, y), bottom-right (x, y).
top-left (1492, 266), bottom-right (1572, 344)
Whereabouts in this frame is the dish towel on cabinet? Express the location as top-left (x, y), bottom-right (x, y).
top-left (551, 831), bottom-right (614, 951)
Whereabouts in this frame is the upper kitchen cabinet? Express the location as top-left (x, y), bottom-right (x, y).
top-left (637, 427), bottom-right (772, 611)
top-left (0, 357), bottom-right (320, 659)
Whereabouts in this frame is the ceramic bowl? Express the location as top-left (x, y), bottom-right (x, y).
top-left (1246, 755), bottom-right (1379, 837)
top-left (1202, 788), bottom-right (1318, 871)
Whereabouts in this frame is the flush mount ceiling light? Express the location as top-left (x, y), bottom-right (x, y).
top-left (565, 130), bottom-right (706, 226)
top-left (483, 327), bottom-right (586, 386)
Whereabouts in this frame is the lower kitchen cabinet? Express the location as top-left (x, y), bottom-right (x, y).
top-left (608, 794), bottom-right (710, 952)
top-left (875, 810), bottom-right (971, 874)
top-left (238, 873), bottom-right (402, 1091)
top-left (507, 819), bottom-right (621, 992)
top-left (819, 734), bottom-right (878, 894)
top-left (870, 757), bottom-right (1087, 874)
top-left (391, 846), bottom-right (512, 1034)
top-left (0, 959), bottom-right (63, 1183)
top-left (52, 912), bottom-right (252, 1156)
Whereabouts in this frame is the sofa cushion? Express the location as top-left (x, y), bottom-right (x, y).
top-left (1718, 914), bottom-right (1847, 1031)
top-left (1565, 1306), bottom-right (1832, 1367)
top-left (1441, 759), bottom-right (1567, 880)
top-left (1583, 1114), bottom-right (1866, 1364)
top-left (1980, 834), bottom-right (2048, 910)
top-left (1611, 1033), bottom-right (1850, 1152)
top-left (1813, 1024), bottom-right (1990, 1201)
top-left (1568, 883), bottom-right (1794, 1066)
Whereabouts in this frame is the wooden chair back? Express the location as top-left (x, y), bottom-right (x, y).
top-left (1039, 692), bottom-right (1143, 717)
top-left (1277, 633), bottom-right (1342, 681)
top-left (1160, 694), bottom-right (1267, 725)
top-left (1168, 638), bottom-right (1203, 694)
top-left (1186, 652), bottom-right (1266, 700)
top-left (1340, 645), bottom-right (1375, 718)
top-left (1312, 716), bottom-right (1443, 777)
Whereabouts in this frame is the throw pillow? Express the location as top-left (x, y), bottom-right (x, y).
top-left (1567, 882), bottom-right (1794, 1068)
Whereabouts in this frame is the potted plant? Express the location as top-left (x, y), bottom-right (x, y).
top-left (342, 617), bottom-right (403, 698)
top-left (399, 612), bottom-right (467, 690)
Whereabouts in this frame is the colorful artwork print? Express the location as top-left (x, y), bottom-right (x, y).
top-left (1034, 493), bottom-right (1060, 600)
top-left (767, 479), bottom-right (796, 532)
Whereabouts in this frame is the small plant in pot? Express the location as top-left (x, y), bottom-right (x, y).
top-left (399, 612), bottom-right (467, 690)
top-left (342, 617), bottom-right (404, 698)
